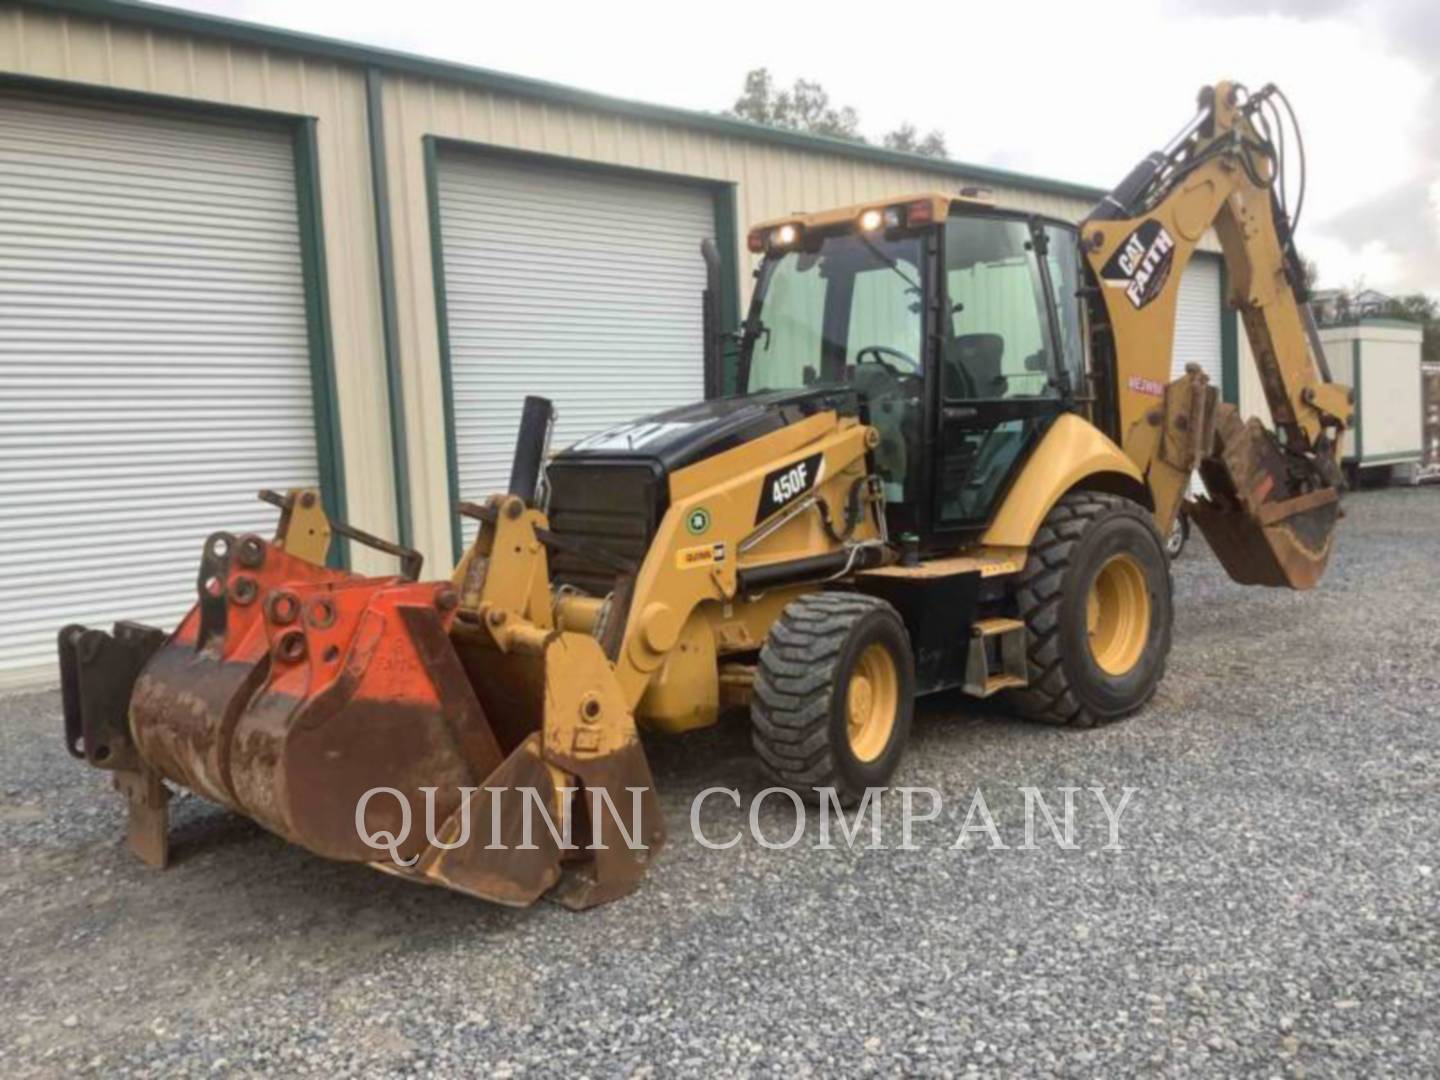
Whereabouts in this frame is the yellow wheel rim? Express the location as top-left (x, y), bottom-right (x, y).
top-left (846, 643), bottom-right (899, 762)
top-left (1086, 553), bottom-right (1152, 676)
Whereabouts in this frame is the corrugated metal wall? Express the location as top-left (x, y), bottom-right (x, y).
top-left (0, 1), bottom-right (1224, 638)
top-left (434, 148), bottom-right (714, 543)
top-left (377, 73), bottom-right (1098, 568)
top-left (0, 3), bottom-right (395, 579)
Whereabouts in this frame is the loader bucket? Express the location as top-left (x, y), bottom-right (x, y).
top-left (59, 493), bottom-right (663, 910)
top-left (387, 626), bottom-right (666, 910)
top-left (1190, 405), bottom-right (1341, 590)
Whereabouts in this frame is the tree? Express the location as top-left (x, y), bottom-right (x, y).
top-left (1319, 284), bottom-right (1440, 365)
top-left (1382, 292), bottom-right (1438, 325)
top-left (725, 68), bottom-right (947, 157)
top-left (727, 68), bottom-right (863, 141)
top-left (881, 123), bottom-right (948, 159)
top-left (1382, 293), bottom-right (1440, 365)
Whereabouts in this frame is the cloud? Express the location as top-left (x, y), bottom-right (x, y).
top-left (1168, 0), bottom-right (1440, 290)
top-left (1317, 178), bottom-right (1440, 292)
top-left (171, 1), bottom-right (1440, 292)
top-left (1164, 0), bottom-right (1349, 17)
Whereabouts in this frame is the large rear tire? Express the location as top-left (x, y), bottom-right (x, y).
top-left (751, 592), bottom-right (914, 803)
top-left (1006, 491), bottom-right (1172, 727)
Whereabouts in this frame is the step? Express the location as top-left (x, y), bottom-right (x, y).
top-left (976, 673), bottom-right (1027, 696)
top-left (964, 617), bottom-right (1029, 698)
top-left (972, 616), bottom-right (1025, 639)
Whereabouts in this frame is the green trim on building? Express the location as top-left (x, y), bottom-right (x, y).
top-left (1218, 260), bottom-right (1239, 406)
top-left (1326, 317), bottom-right (1423, 332)
top-left (0, 68), bottom-right (305, 124)
top-left (31, 0), bottom-right (1107, 204)
top-left (711, 184), bottom-right (742, 394)
top-left (292, 118), bottom-right (350, 568)
top-left (365, 67), bottom-right (413, 550)
top-left (421, 137), bottom-right (466, 565)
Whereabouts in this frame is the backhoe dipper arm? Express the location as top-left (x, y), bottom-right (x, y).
top-left (1081, 81), bottom-right (1353, 590)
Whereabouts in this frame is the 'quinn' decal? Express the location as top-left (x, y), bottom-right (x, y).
top-left (755, 453), bottom-right (823, 524)
top-left (677, 542), bottom-right (726, 570)
top-left (1100, 220), bottom-right (1175, 310)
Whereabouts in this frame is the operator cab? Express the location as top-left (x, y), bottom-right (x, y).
top-left (736, 193), bottom-right (1089, 544)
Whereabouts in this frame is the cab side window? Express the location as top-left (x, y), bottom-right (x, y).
top-left (1043, 224), bottom-right (1086, 394)
top-left (943, 217), bottom-right (1055, 400)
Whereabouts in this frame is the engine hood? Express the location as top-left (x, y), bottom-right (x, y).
top-left (551, 387), bottom-right (859, 474)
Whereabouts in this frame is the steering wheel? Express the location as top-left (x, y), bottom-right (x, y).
top-left (854, 344), bottom-right (921, 378)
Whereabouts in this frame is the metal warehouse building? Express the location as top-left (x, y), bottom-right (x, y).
top-left (0, 0), bottom-right (1237, 685)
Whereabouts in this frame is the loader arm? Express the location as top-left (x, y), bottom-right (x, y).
top-left (1083, 81), bottom-right (1352, 589)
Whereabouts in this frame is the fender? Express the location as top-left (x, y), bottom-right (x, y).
top-left (981, 414), bottom-right (1149, 549)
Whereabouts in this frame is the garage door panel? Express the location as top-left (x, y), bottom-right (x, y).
top-left (0, 94), bottom-right (320, 679)
top-left (437, 152), bottom-right (713, 546)
top-left (1173, 253), bottom-right (1223, 495)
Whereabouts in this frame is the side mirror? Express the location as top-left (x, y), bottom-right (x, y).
top-left (701, 239), bottom-right (723, 399)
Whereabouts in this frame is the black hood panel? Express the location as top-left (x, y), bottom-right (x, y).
top-left (552, 387), bottom-right (859, 474)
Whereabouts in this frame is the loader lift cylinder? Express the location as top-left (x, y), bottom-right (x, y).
top-left (508, 395), bottom-right (555, 505)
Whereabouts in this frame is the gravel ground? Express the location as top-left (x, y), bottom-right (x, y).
top-left (3, 487), bottom-right (1438, 1078)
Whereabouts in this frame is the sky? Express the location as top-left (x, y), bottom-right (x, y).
top-left (173, 0), bottom-right (1440, 296)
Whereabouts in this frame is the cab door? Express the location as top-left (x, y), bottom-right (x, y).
top-left (930, 212), bottom-right (1085, 531)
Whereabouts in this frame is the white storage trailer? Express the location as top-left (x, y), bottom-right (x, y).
top-left (1319, 321), bottom-right (1425, 485)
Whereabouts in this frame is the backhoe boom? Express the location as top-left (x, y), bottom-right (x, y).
top-left (1082, 81), bottom-right (1352, 589)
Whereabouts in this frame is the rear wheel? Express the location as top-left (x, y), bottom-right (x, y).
top-left (751, 592), bottom-right (914, 803)
top-left (1006, 491), bottom-right (1172, 727)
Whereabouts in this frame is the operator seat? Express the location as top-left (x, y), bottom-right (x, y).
top-left (944, 333), bottom-right (1005, 399)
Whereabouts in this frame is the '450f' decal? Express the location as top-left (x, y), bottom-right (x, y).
top-left (1100, 219), bottom-right (1175, 310)
top-left (754, 452), bottom-right (823, 524)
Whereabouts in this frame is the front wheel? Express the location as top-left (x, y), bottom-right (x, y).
top-left (1006, 491), bottom-right (1173, 727)
top-left (751, 592), bottom-right (915, 803)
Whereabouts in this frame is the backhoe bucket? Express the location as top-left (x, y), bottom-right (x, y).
top-left (58, 492), bottom-right (663, 909)
top-left (1190, 405), bottom-right (1341, 590)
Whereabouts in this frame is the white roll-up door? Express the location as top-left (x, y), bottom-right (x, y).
top-left (1172, 253), bottom-right (1223, 495)
top-left (1173, 253), bottom-right (1223, 387)
top-left (0, 94), bottom-right (321, 684)
top-left (435, 151), bottom-right (714, 542)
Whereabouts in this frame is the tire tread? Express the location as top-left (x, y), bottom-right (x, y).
top-left (751, 591), bottom-right (899, 797)
top-left (1005, 491), bottom-right (1169, 728)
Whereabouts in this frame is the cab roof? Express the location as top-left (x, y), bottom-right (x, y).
top-left (750, 189), bottom-right (997, 235)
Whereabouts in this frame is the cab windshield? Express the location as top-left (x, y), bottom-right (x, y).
top-left (740, 231), bottom-right (927, 508)
top-left (741, 231), bottom-right (926, 395)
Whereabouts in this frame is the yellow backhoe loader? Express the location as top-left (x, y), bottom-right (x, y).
top-left (59, 81), bottom-right (1351, 908)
